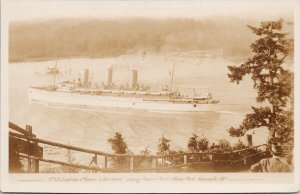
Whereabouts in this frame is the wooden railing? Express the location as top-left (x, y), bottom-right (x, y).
top-left (9, 122), bottom-right (271, 173)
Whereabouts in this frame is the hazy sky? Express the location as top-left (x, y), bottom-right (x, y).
top-left (9, 0), bottom-right (294, 22)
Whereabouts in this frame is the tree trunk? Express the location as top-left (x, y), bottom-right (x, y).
top-left (270, 74), bottom-right (276, 139)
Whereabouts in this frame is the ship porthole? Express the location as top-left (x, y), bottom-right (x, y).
top-left (194, 104), bottom-right (197, 108)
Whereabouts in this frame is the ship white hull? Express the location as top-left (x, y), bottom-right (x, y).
top-left (28, 88), bottom-right (218, 112)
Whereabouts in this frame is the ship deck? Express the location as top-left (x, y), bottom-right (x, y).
top-left (29, 86), bottom-right (219, 104)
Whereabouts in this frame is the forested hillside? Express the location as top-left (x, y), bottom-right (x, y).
top-left (9, 17), bottom-right (268, 62)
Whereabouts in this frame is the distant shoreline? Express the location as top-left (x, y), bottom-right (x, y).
top-left (9, 18), bottom-right (261, 64)
top-left (9, 54), bottom-right (120, 64)
top-left (9, 51), bottom-right (247, 64)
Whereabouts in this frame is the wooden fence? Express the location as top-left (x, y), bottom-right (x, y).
top-left (9, 122), bottom-right (272, 173)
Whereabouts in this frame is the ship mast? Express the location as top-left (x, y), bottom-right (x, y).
top-left (48, 59), bottom-right (59, 88)
top-left (53, 59), bottom-right (58, 87)
top-left (170, 60), bottom-right (176, 92)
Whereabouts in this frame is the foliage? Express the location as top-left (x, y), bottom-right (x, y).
top-left (9, 138), bottom-right (22, 172)
top-left (210, 142), bottom-right (218, 150)
top-left (107, 132), bottom-right (128, 169)
top-left (210, 139), bottom-right (232, 153)
top-left (218, 139), bottom-right (232, 152)
top-left (187, 134), bottom-right (209, 152)
top-left (158, 135), bottom-right (171, 155)
top-left (140, 146), bottom-right (151, 156)
top-left (232, 139), bottom-right (247, 151)
top-left (168, 150), bottom-right (185, 165)
top-left (107, 132), bottom-right (128, 154)
top-left (227, 19), bottom-right (294, 144)
top-left (135, 147), bottom-right (153, 169)
top-left (187, 134), bottom-right (198, 151)
top-left (61, 149), bottom-right (80, 173)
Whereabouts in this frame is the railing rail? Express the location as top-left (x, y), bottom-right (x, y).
top-left (9, 122), bottom-right (32, 136)
top-left (19, 153), bottom-right (103, 172)
top-left (10, 130), bottom-right (268, 158)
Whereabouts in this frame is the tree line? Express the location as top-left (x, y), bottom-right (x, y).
top-left (10, 17), bottom-right (258, 62)
top-left (105, 132), bottom-right (249, 170)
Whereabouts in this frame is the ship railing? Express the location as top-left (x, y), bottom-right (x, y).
top-left (9, 122), bottom-right (276, 173)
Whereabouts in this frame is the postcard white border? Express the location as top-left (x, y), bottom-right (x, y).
top-left (1, 0), bottom-right (300, 193)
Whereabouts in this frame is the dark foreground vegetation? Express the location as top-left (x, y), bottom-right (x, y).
top-left (10, 128), bottom-right (267, 173)
top-left (104, 132), bottom-right (266, 172)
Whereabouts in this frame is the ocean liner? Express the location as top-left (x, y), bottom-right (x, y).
top-left (28, 66), bottom-right (219, 112)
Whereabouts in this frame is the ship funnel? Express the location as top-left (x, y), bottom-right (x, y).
top-left (106, 68), bottom-right (113, 89)
top-left (131, 70), bottom-right (138, 90)
top-left (80, 69), bottom-right (89, 88)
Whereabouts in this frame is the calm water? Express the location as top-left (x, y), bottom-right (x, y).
top-left (9, 53), bottom-right (269, 157)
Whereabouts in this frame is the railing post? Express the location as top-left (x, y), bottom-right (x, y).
top-left (26, 125), bottom-right (32, 173)
top-left (94, 154), bottom-right (98, 164)
top-left (152, 158), bottom-right (157, 169)
top-left (130, 157), bottom-right (134, 171)
top-left (247, 134), bottom-right (253, 147)
top-left (93, 154), bottom-right (98, 173)
top-left (104, 156), bottom-right (107, 169)
top-left (34, 139), bottom-right (39, 173)
top-left (243, 158), bottom-right (247, 166)
top-left (184, 154), bottom-right (187, 165)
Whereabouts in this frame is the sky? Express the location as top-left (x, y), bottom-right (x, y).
top-left (9, 0), bottom-right (295, 22)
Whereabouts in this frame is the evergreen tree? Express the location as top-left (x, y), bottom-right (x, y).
top-left (107, 132), bottom-right (128, 154)
top-left (232, 139), bottom-right (247, 151)
top-left (107, 132), bottom-right (128, 169)
top-left (158, 135), bottom-right (171, 154)
top-left (218, 139), bottom-right (232, 152)
top-left (187, 134), bottom-right (198, 152)
top-left (136, 147), bottom-right (152, 169)
top-left (227, 19), bottom-right (293, 144)
top-left (187, 134), bottom-right (209, 152)
top-left (140, 146), bottom-right (151, 156)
